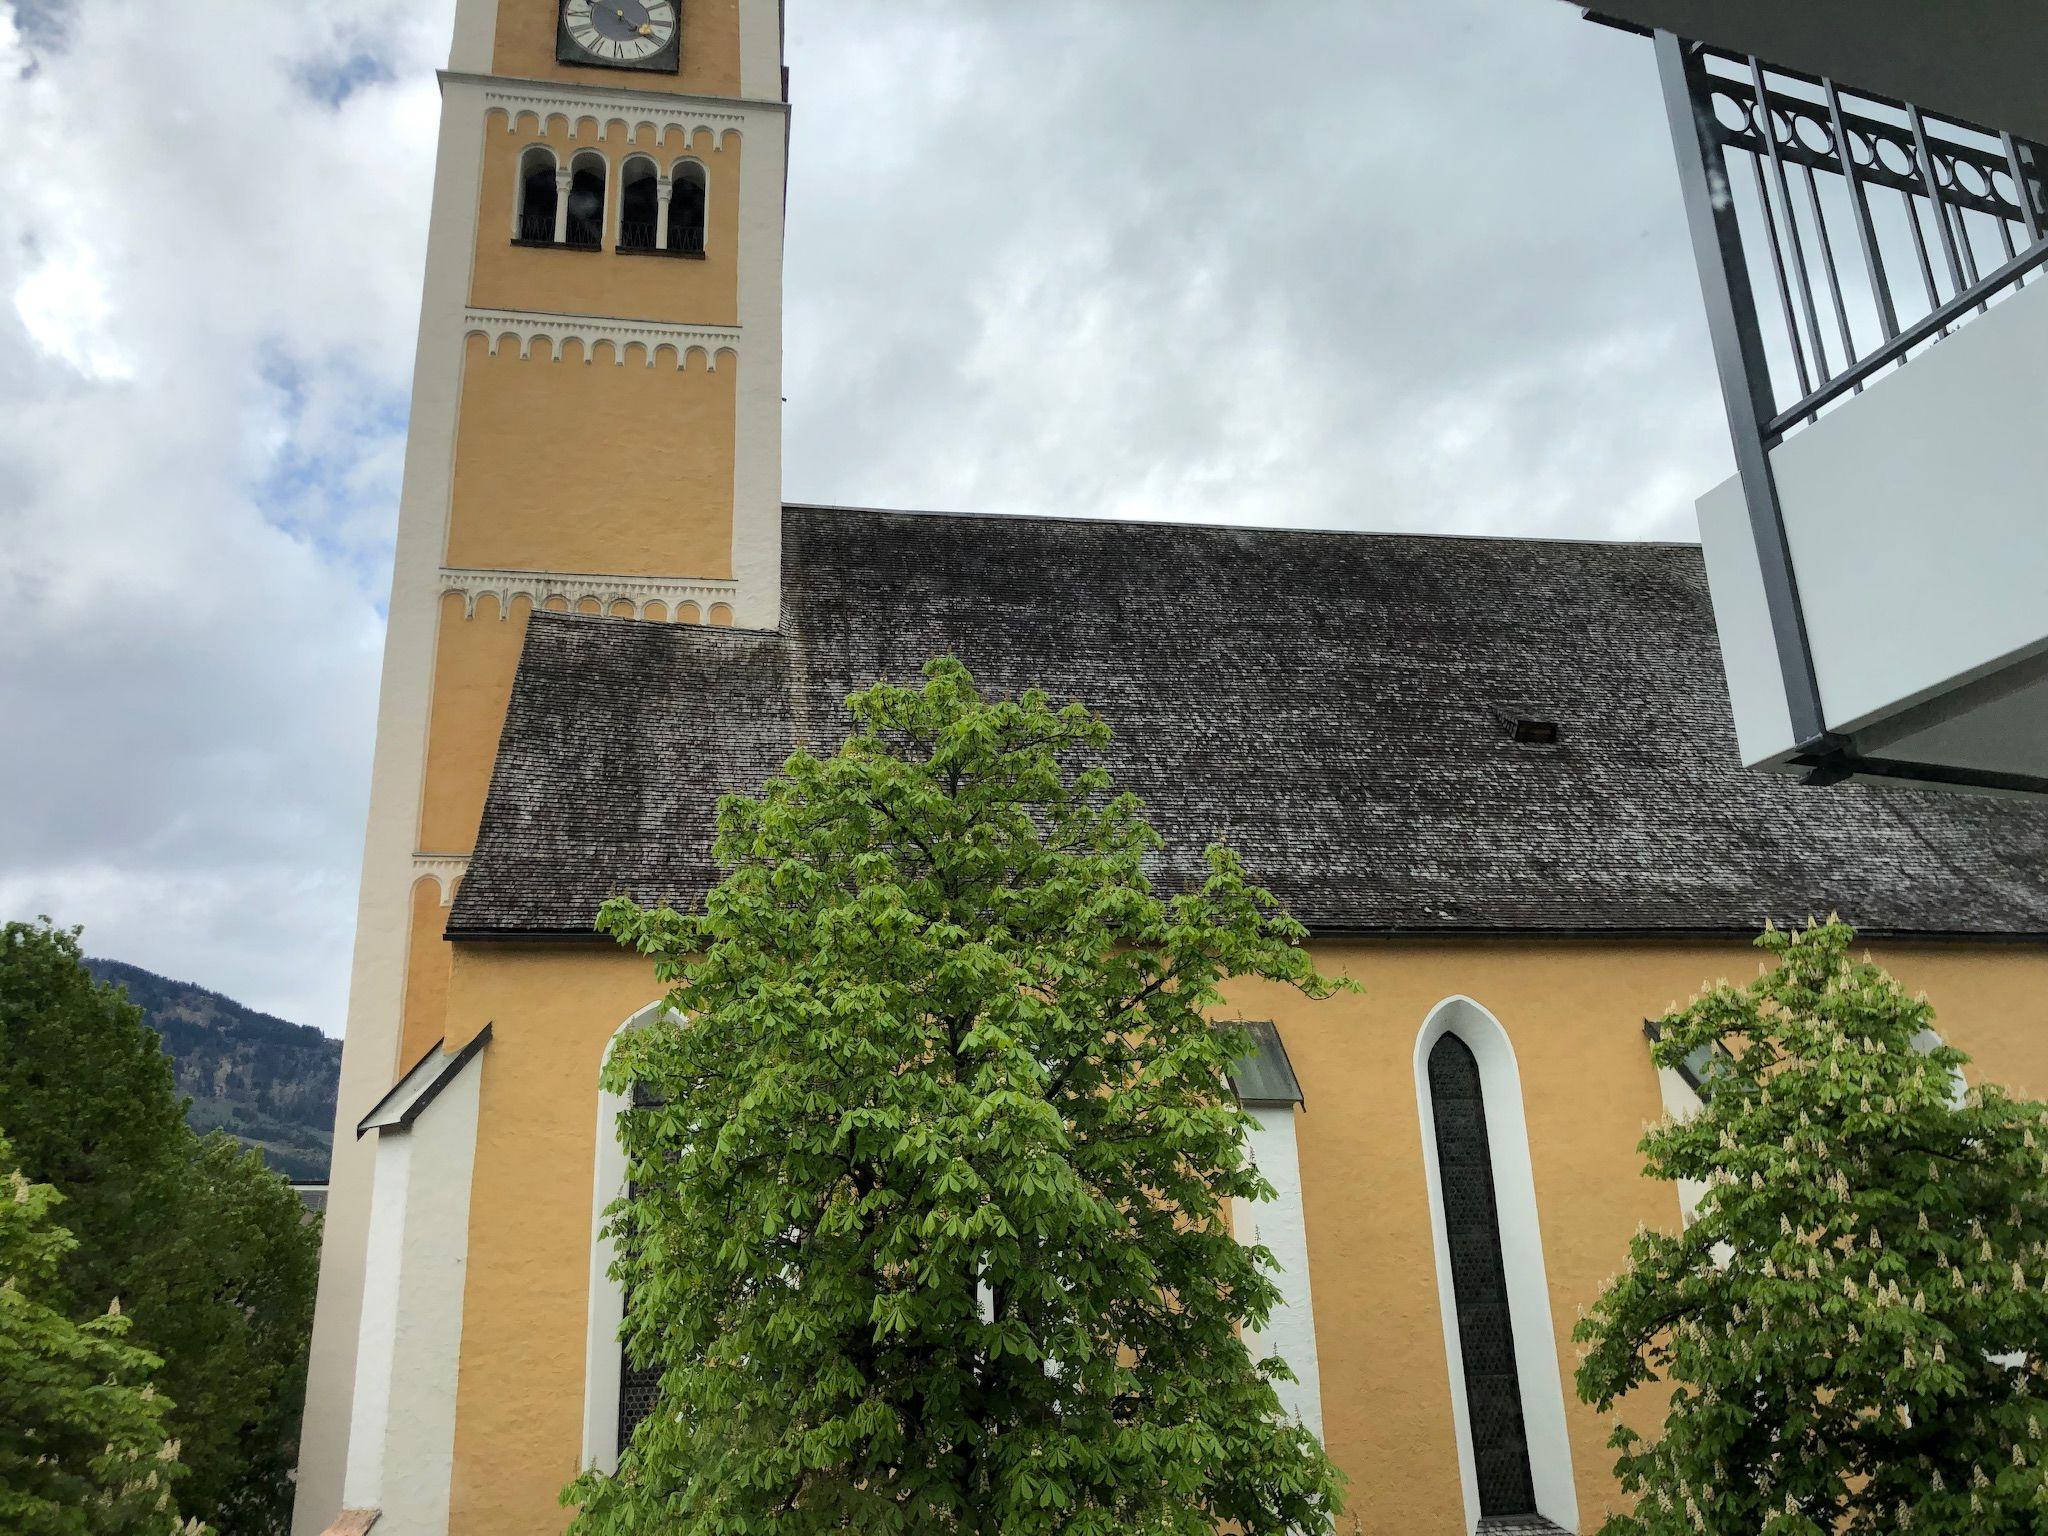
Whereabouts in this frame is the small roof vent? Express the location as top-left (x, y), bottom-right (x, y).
top-left (1491, 706), bottom-right (1560, 746)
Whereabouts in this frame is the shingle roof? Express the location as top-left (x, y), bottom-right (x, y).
top-left (449, 505), bottom-right (2048, 940)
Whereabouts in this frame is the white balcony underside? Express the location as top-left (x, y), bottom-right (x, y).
top-left (1699, 269), bottom-right (2048, 793)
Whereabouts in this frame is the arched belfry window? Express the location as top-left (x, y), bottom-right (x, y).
top-left (1414, 996), bottom-right (1577, 1535)
top-left (517, 147), bottom-right (558, 242)
top-left (618, 156), bottom-right (659, 251)
top-left (1428, 1033), bottom-right (1536, 1518)
top-left (566, 152), bottom-right (607, 248)
top-left (668, 160), bottom-right (707, 256)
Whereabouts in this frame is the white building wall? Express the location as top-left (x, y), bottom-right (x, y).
top-left (341, 1056), bottom-right (485, 1535)
top-left (1233, 1106), bottom-right (1325, 1440)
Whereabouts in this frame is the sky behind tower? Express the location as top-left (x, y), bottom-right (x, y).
top-left (0, 0), bottom-right (1732, 1033)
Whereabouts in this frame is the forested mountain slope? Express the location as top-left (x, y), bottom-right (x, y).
top-left (84, 958), bottom-right (341, 1181)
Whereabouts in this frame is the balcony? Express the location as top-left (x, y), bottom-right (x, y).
top-left (1601, 10), bottom-right (2048, 794)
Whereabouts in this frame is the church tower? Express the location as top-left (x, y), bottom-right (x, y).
top-left (294, 2), bottom-right (786, 1528)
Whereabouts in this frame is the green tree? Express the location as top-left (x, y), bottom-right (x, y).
top-left (567, 659), bottom-right (1345, 1536)
top-left (1576, 918), bottom-right (2048, 1535)
top-left (0, 920), bottom-right (319, 1536)
top-left (0, 1132), bottom-right (200, 1536)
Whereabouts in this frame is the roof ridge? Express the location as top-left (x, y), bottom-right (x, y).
top-left (780, 501), bottom-right (1702, 552)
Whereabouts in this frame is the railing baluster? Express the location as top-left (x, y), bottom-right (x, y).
top-left (1750, 155), bottom-right (1813, 402)
top-left (2003, 135), bottom-right (2046, 245)
top-left (1824, 79), bottom-right (1900, 342)
top-left (1907, 104), bottom-right (1968, 299)
top-left (1946, 201), bottom-right (1990, 314)
top-left (1799, 162), bottom-right (1860, 380)
top-left (1751, 57), bottom-right (1832, 386)
top-left (1899, 186), bottom-right (1944, 331)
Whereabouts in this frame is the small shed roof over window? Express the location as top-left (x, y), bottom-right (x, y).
top-left (1226, 1020), bottom-right (1305, 1108)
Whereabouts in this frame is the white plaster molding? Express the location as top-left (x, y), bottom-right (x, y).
top-left (1232, 1105), bottom-right (1325, 1441)
top-left (439, 564), bottom-right (737, 622)
top-left (1414, 997), bottom-right (1579, 1536)
top-left (409, 855), bottom-right (469, 904)
top-left (582, 1003), bottom-right (673, 1475)
top-left (461, 306), bottom-right (740, 367)
top-left (463, 73), bottom-right (758, 146)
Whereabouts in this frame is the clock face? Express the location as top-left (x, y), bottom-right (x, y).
top-left (558, 0), bottom-right (679, 72)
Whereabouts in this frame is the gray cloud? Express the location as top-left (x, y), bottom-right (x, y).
top-left (1, 0), bottom-right (1731, 1033)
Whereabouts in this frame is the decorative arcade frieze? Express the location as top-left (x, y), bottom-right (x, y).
top-left (439, 564), bottom-right (740, 622)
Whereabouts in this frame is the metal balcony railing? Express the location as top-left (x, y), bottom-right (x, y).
top-left (517, 208), bottom-right (555, 243)
top-left (565, 213), bottom-right (603, 249)
top-left (1674, 40), bottom-right (2048, 447)
top-left (1656, 29), bottom-right (2048, 789)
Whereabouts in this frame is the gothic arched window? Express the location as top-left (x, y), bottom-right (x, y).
top-left (618, 156), bottom-right (659, 251)
top-left (566, 152), bottom-right (607, 249)
top-left (667, 159), bottom-right (707, 256)
top-left (517, 146), bottom-right (558, 243)
top-left (1427, 1032), bottom-right (1538, 1519)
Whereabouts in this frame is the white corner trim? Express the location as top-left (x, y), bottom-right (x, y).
top-left (581, 1002), bottom-right (673, 1474)
top-left (461, 307), bottom-right (740, 366)
top-left (1232, 1105), bottom-right (1324, 1441)
top-left (439, 565), bottom-right (738, 621)
top-left (1414, 997), bottom-right (1579, 1536)
top-left (737, 0), bottom-right (784, 102)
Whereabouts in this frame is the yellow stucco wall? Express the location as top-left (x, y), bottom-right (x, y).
top-left (433, 931), bottom-right (2048, 1536)
top-left (398, 876), bottom-right (458, 1071)
top-left (471, 114), bottom-right (740, 325)
top-left (420, 592), bottom-right (536, 856)
top-left (443, 944), bottom-right (667, 1536)
top-left (492, 0), bottom-right (742, 99)
top-left (443, 333), bottom-right (737, 579)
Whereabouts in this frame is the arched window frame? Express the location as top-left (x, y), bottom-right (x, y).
top-left (514, 144), bottom-right (560, 243)
top-left (616, 153), bottom-right (661, 252)
top-left (565, 148), bottom-right (609, 250)
top-left (1414, 996), bottom-right (1578, 1536)
top-left (667, 156), bottom-right (708, 257)
top-left (580, 1001), bottom-right (673, 1473)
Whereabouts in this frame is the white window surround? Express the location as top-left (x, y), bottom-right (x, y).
top-left (581, 1001), bottom-right (673, 1474)
top-left (1413, 996), bottom-right (1578, 1536)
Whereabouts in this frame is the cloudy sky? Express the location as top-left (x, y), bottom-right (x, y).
top-left (0, 0), bottom-right (1731, 1035)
